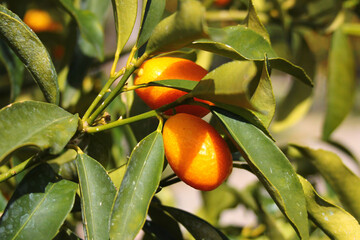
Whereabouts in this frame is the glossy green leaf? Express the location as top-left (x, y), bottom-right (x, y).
top-left (250, 60), bottom-right (275, 128)
top-left (75, 153), bottom-right (116, 240)
top-left (145, 0), bottom-right (207, 56)
top-left (0, 164), bottom-right (78, 240)
top-left (162, 206), bottom-right (229, 240)
top-left (148, 79), bottom-right (198, 92)
top-left (190, 26), bottom-right (312, 86)
top-left (323, 28), bottom-right (355, 140)
top-left (272, 33), bottom-right (314, 132)
top-left (0, 101), bottom-right (79, 163)
top-left (0, 41), bottom-right (24, 102)
top-left (111, 0), bottom-right (138, 54)
top-left (110, 131), bottom-right (164, 240)
top-left (0, 5), bottom-right (59, 104)
top-left (192, 61), bottom-right (256, 109)
top-left (213, 108), bottom-right (309, 240)
top-left (290, 144), bottom-right (360, 221)
top-left (244, 0), bottom-right (270, 43)
top-left (298, 175), bottom-right (360, 239)
top-left (137, 0), bottom-right (166, 48)
top-left (60, 0), bottom-right (104, 60)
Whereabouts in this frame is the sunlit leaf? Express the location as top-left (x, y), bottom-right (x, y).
top-left (145, 0), bottom-right (207, 56)
top-left (137, 0), bottom-right (166, 48)
top-left (0, 5), bottom-right (59, 104)
top-left (0, 41), bottom-right (24, 102)
top-left (299, 175), bottom-right (360, 239)
top-left (192, 61), bottom-right (256, 109)
top-left (162, 206), bottom-right (229, 240)
top-left (244, 0), bottom-right (270, 42)
top-left (0, 164), bottom-right (77, 240)
top-left (323, 28), bottom-right (355, 140)
top-left (190, 26), bottom-right (313, 86)
top-left (60, 0), bottom-right (104, 60)
top-left (250, 59), bottom-right (275, 128)
top-left (290, 144), bottom-right (360, 221)
top-left (213, 108), bottom-right (309, 239)
top-left (76, 153), bottom-right (116, 240)
top-left (110, 131), bottom-right (164, 240)
top-left (0, 101), bottom-right (78, 163)
top-left (111, 0), bottom-right (138, 54)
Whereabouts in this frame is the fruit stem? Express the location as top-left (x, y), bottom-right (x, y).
top-left (85, 110), bottom-right (158, 133)
top-left (0, 155), bottom-right (40, 183)
top-left (159, 177), bottom-right (181, 188)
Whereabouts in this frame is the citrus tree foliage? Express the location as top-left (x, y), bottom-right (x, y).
top-left (0, 0), bottom-right (359, 239)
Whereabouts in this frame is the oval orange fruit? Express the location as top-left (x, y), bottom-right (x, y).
top-left (134, 57), bottom-right (211, 118)
top-left (23, 9), bottom-right (62, 33)
top-left (163, 113), bottom-right (233, 191)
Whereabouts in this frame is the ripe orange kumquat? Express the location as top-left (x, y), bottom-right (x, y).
top-left (23, 9), bottom-right (62, 33)
top-left (163, 113), bottom-right (233, 191)
top-left (214, 0), bottom-right (232, 7)
top-left (134, 57), bottom-right (211, 118)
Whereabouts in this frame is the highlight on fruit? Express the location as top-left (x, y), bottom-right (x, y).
top-left (162, 113), bottom-right (233, 191)
top-left (134, 57), bottom-right (212, 118)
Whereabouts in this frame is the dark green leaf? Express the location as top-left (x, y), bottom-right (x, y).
top-left (0, 5), bottom-right (59, 104)
top-left (60, 0), bottom-right (104, 60)
top-left (0, 101), bottom-right (79, 163)
top-left (111, 0), bottom-right (138, 54)
top-left (162, 206), bottom-right (229, 240)
top-left (0, 41), bottom-right (24, 102)
top-left (323, 28), bottom-right (355, 140)
top-left (110, 131), bottom-right (164, 240)
top-left (75, 153), bottom-right (116, 240)
top-left (250, 59), bottom-right (275, 128)
top-left (53, 228), bottom-right (81, 240)
top-left (299, 175), bottom-right (360, 239)
top-left (213, 108), bottom-right (309, 239)
top-left (137, 0), bottom-right (166, 48)
top-left (0, 164), bottom-right (77, 240)
top-left (145, 0), bottom-right (208, 56)
top-left (244, 0), bottom-right (270, 42)
top-left (190, 26), bottom-right (313, 86)
top-left (290, 144), bottom-right (360, 221)
top-left (192, 61), bottom-right (256, 109)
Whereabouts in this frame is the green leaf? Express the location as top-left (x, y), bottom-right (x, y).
top-left (0, 41), bottom-right (24, 102)
top-left (111, 0), bottom-right (138, 54)
top-left (192, 61), bottom-right (257, 109)
top-left (0, 5), bottom-right (59, 104)
top-left (85, 0), bottom-right (111, 24)
top-left (145, 0), bottom-right (208, 56)
top-left (75, 153), bottom-right (116, 240)
top-left (0, 164), bottom-right (77, 240)
top-left (323, 28), bottom-right (355, 140)
top-left (289, 144), bottom-right (360, 221)
top-left (190, 26), bottom-right (313, 86)
top-left (0, 101), bottom-right (79, 163)
top-left (250, 59), bottom-right (275, 128)
top-left (244, 0), bottom-right (270, 43)
top-left (108, 164), bottom-right (127, 189)
top-left (298, 175), bottom-right (360, 239)
top-left (137, 0), bottom-right (166, 48)
top-left (148, 79), bottom-right (199, 92)
top-left (53, 228), bottom-right (81, 240)
top-left (162, 206), bottom-right (229, 240)
top-left (60, 0), bottom-right (104, 60)
top-left (110, 131), bottom-right (164, 240)
top-left (213, 108), bottom-right (309, 240)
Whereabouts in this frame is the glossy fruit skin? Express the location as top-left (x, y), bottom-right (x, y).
top-left (134, 57), bottom-right (211, 118)
top-left (163, 113), bottom-right (233, 191)
top-left (23, 9), bottom-right (62, 33)
top-left (214, 0), bottom-right (232, 7)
